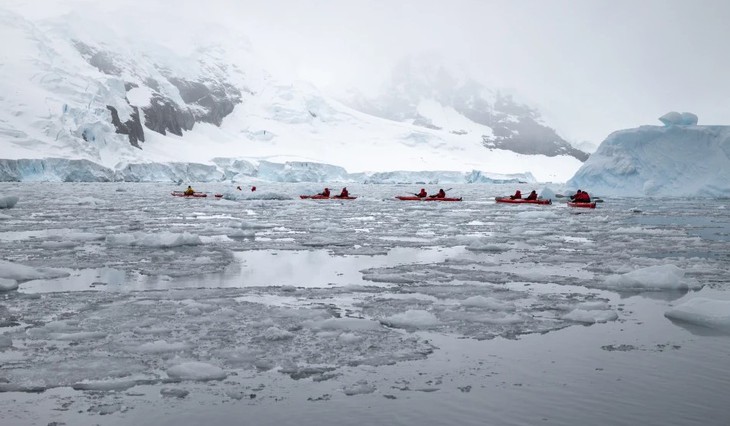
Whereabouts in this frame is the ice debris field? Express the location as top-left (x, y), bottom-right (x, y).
top-left (1, 182), bottom-right (730, 425)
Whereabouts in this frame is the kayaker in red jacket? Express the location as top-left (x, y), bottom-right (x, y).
top-left (509, 190), bottom-right (522, 200)
top-left (337, 187), bottom-right (349, 198)
top-left (430, 189), bottom-right (446, 199)
top-left (571, 190), bottom-right (591, 202)
top-left (319, 188), bottom-right (330, 197)
top-left (525, 190), bottom-right (538, 200)
top-left (416, 188), bottom-right (427, 198)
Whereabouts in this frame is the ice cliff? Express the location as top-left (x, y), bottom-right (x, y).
top-left (567, 114), bottom-right (730, 197)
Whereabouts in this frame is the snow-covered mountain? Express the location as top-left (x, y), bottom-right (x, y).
top-left (0, 5), bottom-right (584, 183)
top-left (344, 55), bottom-right (589, 162)
top-left (567, 113), bottom-right (730, 197)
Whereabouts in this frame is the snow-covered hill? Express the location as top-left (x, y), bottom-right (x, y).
top-left (0, 4), bottom-right (584, 183)
top-left (567, 116), bottom-right (730, 197)
top-left (344, 55), bottom-right (589, 162)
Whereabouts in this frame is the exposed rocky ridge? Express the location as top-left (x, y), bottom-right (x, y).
top-left (74, 41), bottom-right (243, 146)
top-left (107, 105), bottom-right (144, 148)
top-left (347, 58), bottom-right (589, 162)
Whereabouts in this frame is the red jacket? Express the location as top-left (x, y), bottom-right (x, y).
top-left (525, 191), bottom-right (537, 200)
top-left (339, 188), bottom-right (349, 197)
top-left (321, 188), bottom-right (330, 197)
top-left (575, 192), bottom-right (591, 202)
top-left (417, 189), bottom-right (427, 197)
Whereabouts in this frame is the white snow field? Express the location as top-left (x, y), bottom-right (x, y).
top-left (0, 182), bottom-right (729, 425)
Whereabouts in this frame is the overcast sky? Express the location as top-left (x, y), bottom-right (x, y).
top-left (8, 0), bottom-right (730, 145)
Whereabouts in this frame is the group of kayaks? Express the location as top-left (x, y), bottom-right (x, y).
top-left (172, 190), bottom-right (597, 208)
top-left (495, 197), bottom-right (596, 208)
top-left (298, 195), bottom-right (463, 201)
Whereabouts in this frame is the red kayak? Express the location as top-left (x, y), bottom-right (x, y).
top-left (395, 196), bottom-right (462, 202)
top-left (495, 197), bottom-right (551, 205)
top-left (567, 201), bottom-right (596, 208)
top-left (300, 195), bottom-right (357, 200)
top-left (172, 191), bottom-right (207, 198)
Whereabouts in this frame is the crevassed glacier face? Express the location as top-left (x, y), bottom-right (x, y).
top-left (0, 158), bottom-right (534, 184)
top-left (567, 125), bottom-right (730, 197)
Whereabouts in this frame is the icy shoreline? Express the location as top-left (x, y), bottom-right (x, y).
top-left (0, 157), bottom-right (535, 184)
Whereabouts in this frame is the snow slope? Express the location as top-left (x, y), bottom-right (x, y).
top-left (0, 4), bottom-right (583, 183)
top-left (567, 124), bottom-right (730, 197)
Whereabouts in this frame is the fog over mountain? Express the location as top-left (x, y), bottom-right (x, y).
top-left (344, 54), bottom-right (588, 161)
top-left (0, 1), bottom-right (589, 183)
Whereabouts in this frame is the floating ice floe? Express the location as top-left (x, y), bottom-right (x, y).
top-left (665, 298), bottom-right (730, 331)
top-left (0, 259), bottom-right (69, 281)
top-left (0, 278), bottom-right (18, 292)
top-left (343, 380), bottom-right (376, 396)
top-left (0, 196), bottom-right (18, 209)
top-left (105, 231), bottom-right (202, 247)
top-left (166, 361), bottom-right (227, 381)
top-left (262, 326), bottom-right (295, 341)
top-left (600, 265), bottom-right (701, 291)
top-left (563, 309), bottom-right (618, 324)
top-left (133, 340), bottom-right (191, 354)
top-left (460, 296), bottom-right (515, 311)
top-left (305, 317), bottom-right (382, 331)
top-left (381, 310), bottom-right (440, 329)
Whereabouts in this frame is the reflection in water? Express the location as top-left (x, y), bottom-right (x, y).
top-left (19, 246), bottom-right (472, 293)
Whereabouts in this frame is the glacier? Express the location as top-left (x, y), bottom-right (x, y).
top-left (0, 157), bottom-right (535, 184)
top-left (567, 122), bottom-right (730, 197)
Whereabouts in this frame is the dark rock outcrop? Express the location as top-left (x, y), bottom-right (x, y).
top-left (142, 94), bottom-right (195, 137)
top-left (107, 106), bottom-right (145, 148)
top-left (74, 42), bottom-right (122, 76)
top-left (73, 43), bottom-right (243, 148)
top-left (169, 77), bottom-right (241, 126)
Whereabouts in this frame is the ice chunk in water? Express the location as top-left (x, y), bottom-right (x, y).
top-left (665, 298), bottom-right (730, 331)
top-left (166, 362), bottom-right (227, 381)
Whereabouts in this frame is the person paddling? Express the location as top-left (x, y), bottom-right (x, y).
top-left (184, 185), bottom-right (195, 196)
top-left (415, 188), bottom-right (428, 198)
top-left (336, 187), bottom-right (349, 198)
top-left (430, 188), bottom-right (446, 199)
top-left (509, 190), bottom-right (522, 200)
top-left (319, 187), bottom-right (331, 197)
top-left (525, 190), bottom-right (538, 201)
top-left (571, 189), bottom-right (591, 203)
